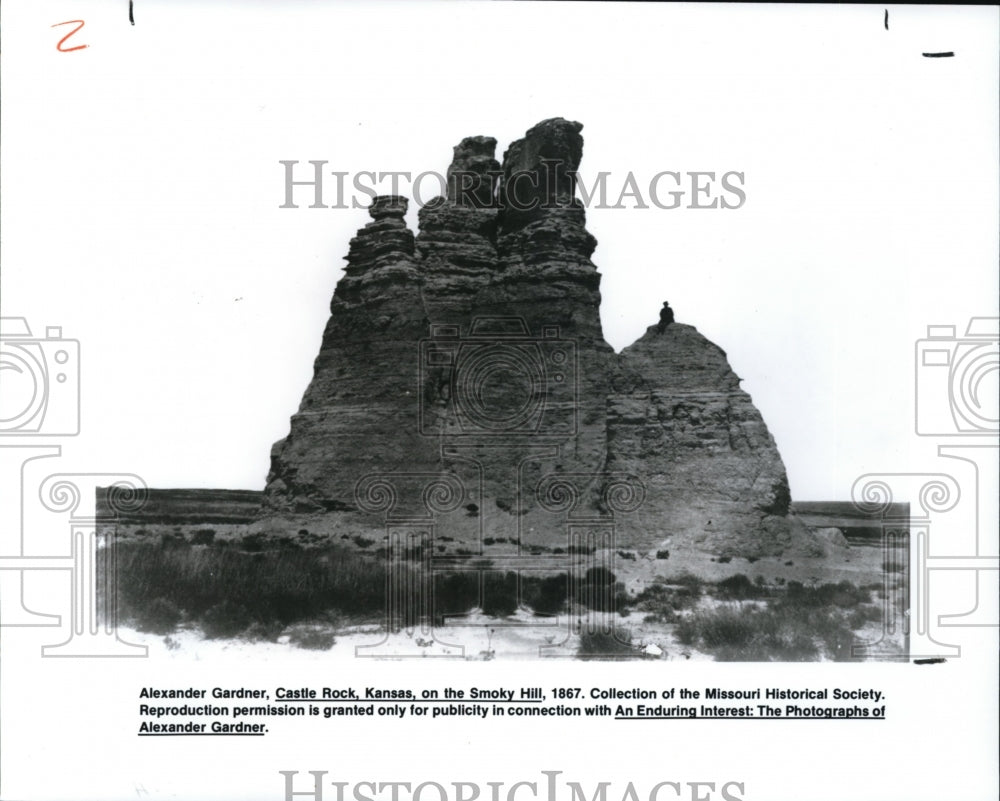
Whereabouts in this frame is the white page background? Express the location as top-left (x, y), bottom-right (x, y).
top-left (1, 3), bottom-right (997, 800)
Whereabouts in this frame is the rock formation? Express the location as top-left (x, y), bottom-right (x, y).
top-left (262, 118), bottom-right (808, 556)
top-left (264, 195), bottom-right (441, 513)
top-left (608, 303), bottom-right (802, 556)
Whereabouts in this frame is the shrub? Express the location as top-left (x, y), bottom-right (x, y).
top-left (634, 580), bottom-right (698, 622)
top-left (134, 597), bottom-right (182, 635)
top-left (675, 606), bottom-right (820, 661)
top-left (191, 529), bottom-right (216, 546)
top-left (109, 539), bottom-right (388, 636)
top-left (574, 568), bottom-right (625, 611)
top-left (521, 574), bottom-right (567, 615)
top-left (159, 533), bottom-right (188, 550)
top-left (717, 555), bottom-right (733, 564)
top-left (577, 626), bottom-right (636, 660)
top-left (585, 566), bottom-right (615, 585)
top-left (669, 572), bottom-right (705, 596)
top-left (694, 608), bottom-right (759, 648)
top-left (201, 600), bottom-right (254, 639)
top-left (673, 580), bottom-right (876, 662)
top-left (243, 620), bottom-right (285, 643)
top-left (785, 581), bottom-right (870, 609)
top-left (239, 533), bottom-right (268, 553)
top-left (481, 572), bottom-right (518, 618)
top-left (848, 605), bottom-right (883, 628)
top-left (715, 573), bottom-right (764, 600)
top-left (288, 627), bottom-right (337, 651)
top-left (434, 572), bottom-right (480, 617)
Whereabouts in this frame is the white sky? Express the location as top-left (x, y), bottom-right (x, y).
top-left (2, 2), bottom-right (997, 500)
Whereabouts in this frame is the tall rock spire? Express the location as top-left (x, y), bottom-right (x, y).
top-left (478, 118), bottom-right (607, 348)
top-left (264, 196), bottom-right (438, 513)
top-left (414, 136), bottom-right (500, 326)
top-left (459, 119), bottom-right (615, 532)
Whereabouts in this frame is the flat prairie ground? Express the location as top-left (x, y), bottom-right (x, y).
top-left (112, 537), bottom-right (906, 662)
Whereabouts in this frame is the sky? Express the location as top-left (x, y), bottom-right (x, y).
top-left (2, 1), bottom-right (997, 502)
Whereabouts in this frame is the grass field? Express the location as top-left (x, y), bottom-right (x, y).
top-left (106, 537), bottom-right (897, 660)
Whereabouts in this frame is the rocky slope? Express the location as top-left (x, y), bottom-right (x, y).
top-left (608, 303), bottom-right (806, 556)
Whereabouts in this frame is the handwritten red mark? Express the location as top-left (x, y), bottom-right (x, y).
top-left (51, 20), bottom-right (88, 52)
